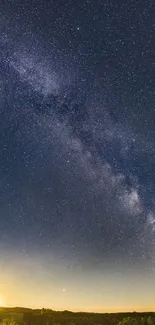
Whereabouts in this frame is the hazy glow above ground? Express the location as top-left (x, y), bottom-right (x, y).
top-left (0, 250), bottom-right (155, 312)
top-left (0, 295), bottom-right (6, 307)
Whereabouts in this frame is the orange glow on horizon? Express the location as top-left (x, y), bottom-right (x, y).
top-left (1, 251), bottom-right (155, 313)
top-left (0, 294), bottom-right (6, 307)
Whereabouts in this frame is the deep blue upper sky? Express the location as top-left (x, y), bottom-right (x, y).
top-left (1, 0), bottom-right (155, 272)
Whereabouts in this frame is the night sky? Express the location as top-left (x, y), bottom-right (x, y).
top-left (0, 0), bottom-right (155, 312)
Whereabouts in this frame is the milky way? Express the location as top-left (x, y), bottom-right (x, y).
top-left (0, 0), bottom-right (155, 311)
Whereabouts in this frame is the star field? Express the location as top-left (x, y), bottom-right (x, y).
top-left (0, 0), bottom-right (155, 312)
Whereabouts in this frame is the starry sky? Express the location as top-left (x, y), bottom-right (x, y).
top-left (0, 0), bottom-right (155, 312)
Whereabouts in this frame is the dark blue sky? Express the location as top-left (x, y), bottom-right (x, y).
top-left (0, 0), bottom-right (155, 311)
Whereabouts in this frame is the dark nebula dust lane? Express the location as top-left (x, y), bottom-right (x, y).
top-left (0, 0), bottom-right (155, 312)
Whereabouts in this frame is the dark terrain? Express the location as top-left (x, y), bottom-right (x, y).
top-left (0, 307), bottom-right (154, 325)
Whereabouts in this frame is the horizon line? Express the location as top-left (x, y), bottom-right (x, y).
top-left (0, 306), bottom-right (154, 314)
